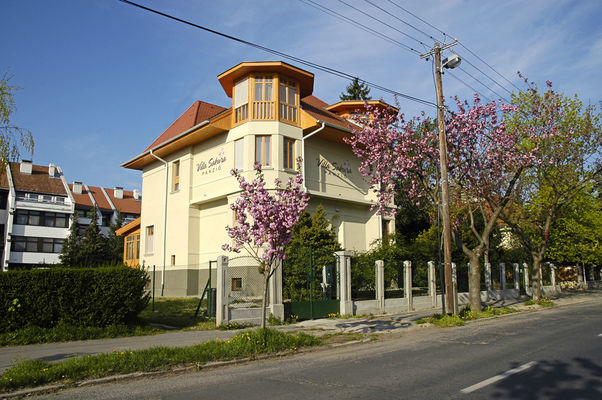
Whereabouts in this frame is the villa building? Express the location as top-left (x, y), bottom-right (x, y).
top-left (123, 61), bottom-right (394, 296)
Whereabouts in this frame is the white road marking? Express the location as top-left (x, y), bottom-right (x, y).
top-left (460, 361), bottom-right (537, 394)
top-left (598, 334), bottom-right (602, 337)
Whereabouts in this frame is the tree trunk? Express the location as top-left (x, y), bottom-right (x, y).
top-left (260, 264), bottom-right (270, 331)
top-left (468, 254), bottom-right (482, 311)
top-left (531, 253), bottom-right (543, 301)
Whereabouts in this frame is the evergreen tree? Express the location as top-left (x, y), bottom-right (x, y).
top-left (283, 205), bottom-right (342, 300)
top-left (339, 77), bottom-right (372, 101)
top-left (107, 212), bottom-right (125, 264)
top-left (60, 214), bottom-right (81, 267)
top-left (80, 206), bottom-right (108, 267)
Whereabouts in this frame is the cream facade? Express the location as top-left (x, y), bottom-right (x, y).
top-left (124, 61), bottom-right (393, 296)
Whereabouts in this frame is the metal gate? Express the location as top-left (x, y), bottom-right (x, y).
top-left (284, 246), bottom-right (339, 320)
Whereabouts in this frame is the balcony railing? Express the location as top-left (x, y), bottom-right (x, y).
top-left (252, 100), bottom-right (274, 120)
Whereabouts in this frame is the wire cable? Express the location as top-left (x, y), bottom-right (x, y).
top-left (447, 71), bottom-right (492, 103)
top-left (363, 0), bottom-right (439, 43)
top-left (117, 0), bottom-right (437, 108)
top-left (457, 67), bottom-right (508, 102)
top-left (336, 0), bottom-right (428, 50)
top-left (299, 0), bottom-right (417, 53)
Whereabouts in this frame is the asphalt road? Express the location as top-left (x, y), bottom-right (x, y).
top-left (35, 299), bottom-right (602, 399)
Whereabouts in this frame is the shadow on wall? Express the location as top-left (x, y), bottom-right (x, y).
top-left (490, 357), bottom-right (602, 399)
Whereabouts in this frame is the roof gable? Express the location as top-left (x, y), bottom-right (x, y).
top-left (301, 95), bottom-right (354, 132)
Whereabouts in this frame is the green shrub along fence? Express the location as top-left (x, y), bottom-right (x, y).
top-left (0, 267), bottom-right (149, 333)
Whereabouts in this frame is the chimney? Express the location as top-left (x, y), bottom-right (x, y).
top-left (133, 189), bottom-right (141, 201)
top-left (48, 163), bottom-right (56, 177)
top-left (114, 186), bottom-right (123, 199)
top-left (20, 160), bottom-right (32, 175)
top-left (73, 181), bottom-right (83, 195)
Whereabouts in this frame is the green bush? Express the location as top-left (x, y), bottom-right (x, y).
top-left (0, 267), bottom-right (149, 332)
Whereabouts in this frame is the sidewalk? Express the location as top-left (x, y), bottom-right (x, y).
top-left (1, 289), bottom-right (600, 373)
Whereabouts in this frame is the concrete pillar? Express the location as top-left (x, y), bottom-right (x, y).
top-left (513, 263), bottom-right (520, 290)
top-left (216, 255), bottom-right (229, 326)
top-left (336, 251), bottom-right (353, 315)
top-left (484, 262), bottom-right (492, 291)
top-left (523, 263), bottom-right (530, 294)
top-left (428, 261), bottom-right (436, 308)
top-left (376, 260), bottom-right (385, 314)
top-left (451, 262), bottom-right (458, 313)
top-left (269, 260), bottom-right (284, 321)
top-left (404, 260), bottom-right (413, 312)
top-left (500, 263), bottom-right (506, 290)
top-left (550, 263), bottom-right (556, 290)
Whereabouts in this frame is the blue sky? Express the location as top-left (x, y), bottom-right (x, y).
top-left (2, 0), bottom-right (601, 191)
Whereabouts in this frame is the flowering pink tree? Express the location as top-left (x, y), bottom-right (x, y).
top-left (223, 158), bottom-right (309, 329)
top-left (347, 96), bottom-right (539, 311)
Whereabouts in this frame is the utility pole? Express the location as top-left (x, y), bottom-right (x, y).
top-left (421, 41), bottom-right (459, 314)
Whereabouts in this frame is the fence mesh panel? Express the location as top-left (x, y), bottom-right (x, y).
top-left (227, 256), bottom-right (265, 308)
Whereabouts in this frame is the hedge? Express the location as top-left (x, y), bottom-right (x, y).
top-left (0, 267), bottom-right (149, 333)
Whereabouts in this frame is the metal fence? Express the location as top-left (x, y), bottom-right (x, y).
top-left (227, 256), bottom-right (266, 308)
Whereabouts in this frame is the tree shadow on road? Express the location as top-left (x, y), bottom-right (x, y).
top-left (490, 357), bottom-right (602, 399)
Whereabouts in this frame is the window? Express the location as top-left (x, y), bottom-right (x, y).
top-left (382, 219), bottom-right (391, 241)
top-left (171, 255), bottom-right (176, 266)
top-left (279, 79), bottom-right (298, 122)
top-left (255, 136), bottom-right (271, 167)
top-left (14, 210), bottom-right (69, 228)
top-left (10, 236), bottom-right (63, 253)
top-left (283, 138), bottom-right (295, 169)
top-left (172, 160), bottom-right (180, 192)
top-left (146, 225), bottom-right (154, 254)
top-left (231, 277), bottom-right (242, 291)
top-left (125, 234), bottom-right (140, 261)
top-left (235, 138), bottom-right (244, 171)
top-left (0, 191), bottom-right (7, 209)
top-left (253, 76), bottom-right (274, 119)
top-left (234, 78), bottom-right (249, 123)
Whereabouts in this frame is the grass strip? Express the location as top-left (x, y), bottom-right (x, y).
top-left (524, 298), bottom-right (554, 307)
top-left (0, 328), bottom-right (319, 391)
top-left (0, 324), bottom-right (163, 347)
top-left (416, 306), bottom-right (519, 328)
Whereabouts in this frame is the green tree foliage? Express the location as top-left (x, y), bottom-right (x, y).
top-left (339, 77), bottom-right (372, 101)
top-left (0, 70), bottom-right (34, 169)
top-left (502, 81), bottom-right (602, 299)
top-left (60, 207), bottom-right (125, 267)
top-left (283, 206), bottom-right (341, 301)
top-left (107, 213), bottom-right (125, 264)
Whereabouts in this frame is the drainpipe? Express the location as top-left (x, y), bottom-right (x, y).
top-left (150, 149), bottom-right (168, 296)
top-left (301, 122), bottom-right (325, 192)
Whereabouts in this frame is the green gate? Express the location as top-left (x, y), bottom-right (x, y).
top-left (284, 246), bottom-right (339, 320)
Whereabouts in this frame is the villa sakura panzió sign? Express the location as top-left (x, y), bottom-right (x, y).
top-left (197, 148), bottom-right (227, 175)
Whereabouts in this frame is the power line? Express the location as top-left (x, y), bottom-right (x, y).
top-left (446, 71), bottom-right (492, 103)
top-left (363, 0), bottom-right (438, 43)
top-left (117, 0), bottom-right (437, 108)
top-left (457, 67), bottom-right (509, 103)
top-left (299, 0), bottom-right (417, 53)
top-left (385, 0), bottom-right (523, 94)
top-left (461, 58), bottom-right (513, 96)
top-left (336, 0), bottom-right (429, 50)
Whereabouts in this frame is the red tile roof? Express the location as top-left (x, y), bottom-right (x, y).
top-left (301, 95), bottom-right (354, 132)
top-left (144, 101), bottom-right (228, 151)
top-left (116, 216), bottom-right (141, 237)
top-left (104, 188), bottom-right (141, 215)
top-left (87, 185), bottom-right (113, 212)
top-left (0, 169), bottom-right (9, 190)
top-left (9, 162), bottom-right (67, 195)
top-left (68, 183), bottom-right (94, 209)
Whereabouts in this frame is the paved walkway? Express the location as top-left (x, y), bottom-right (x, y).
top-left (1, 289), bottom-right (600, 373)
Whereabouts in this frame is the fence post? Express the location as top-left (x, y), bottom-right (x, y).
top-left (335, 251), bottom-right (353, 316)
top-left (523, 263), bottom-right (530, 295)
top-left (269, 259), bottom-right (284, 321)
top-left (500, 263), bottom-right (506, 291)
top-left (375, 260), bottom-right (385, 314)
top-left (428, 261), bottom-right (436, 308)
top-left (216, 255), bottom-right (229, 326)
top-left (404, 260), bottom-right (413, 312)
top-left (550, 263), bottom-right (557, 293)
top-left (484, 262), bottom-right (492, 292)
top-left (451, 262), bottom-right (458, 313)
top-left (513, 263), bottom-right (520, 290)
